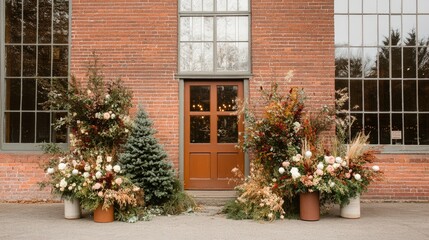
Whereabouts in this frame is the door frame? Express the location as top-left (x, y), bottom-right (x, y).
top-left (178, 79), bottom-right (250, 190)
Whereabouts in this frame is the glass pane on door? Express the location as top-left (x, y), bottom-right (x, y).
top-left (190, 116), bottom-right (210, 143)
top-left (217, 85), bottom-right (237, 111)
top-left (190, 86), bottom-right (210, 111)
top-left (217, 116), bottom-right (238, 143)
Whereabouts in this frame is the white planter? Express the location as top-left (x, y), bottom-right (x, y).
top-left (340, 195), bottom-right (360, 218)
top-left (64, 199), bottom-right (81, 219)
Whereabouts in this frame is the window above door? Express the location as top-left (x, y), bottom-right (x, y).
top-left (178, 0), bottom-right (251, 78)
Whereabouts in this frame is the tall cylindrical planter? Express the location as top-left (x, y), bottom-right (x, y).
top-left (340, 195), bottom-right (360, 219)
top-left (93, 205), bottom-right (114, 223)
top-left (299, 191), bottom-right (320, 221)
top-left (64, 198), bottom-right (81, 219)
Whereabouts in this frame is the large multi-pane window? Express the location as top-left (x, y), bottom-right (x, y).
top-left (178, 0), bottom-right (250, 74)
top-left (2, 0), bottom-right (70, 149)
top-left (335, 0), bottom-right (429, 145)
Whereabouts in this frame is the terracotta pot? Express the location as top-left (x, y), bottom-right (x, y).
top-left (340, 195), bottom-right (361, 219)
top-left (93, 205), bottom-right (114, 223)
top-left (64, 198), bottom-right (81, 219)
top-left (299, 191), bottom-right (320, 221)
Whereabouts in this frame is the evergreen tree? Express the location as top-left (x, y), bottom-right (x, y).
top-left (119, 106), bottom-right (175, 206)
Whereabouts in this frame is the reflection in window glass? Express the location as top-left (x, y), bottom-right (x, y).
top-left (217, 86), bottom-right (238, 111)
top-left (419, 114), bottom-right (429, 145)
top-left (391, 47), bottom-right (402, 78)
top-left (217, 116), bottom-right (238, 143)
top-left (364, 114), bottom-right (378, 144)
top-left (190, 86), bottom-right (210, 111)
top-left (379, 114), bottom-right (390, 144)
top-left (392, 114), bottom-right (402, 144)
top-left (403, 80), bottom-right (416, 111)
top-left (379, 15), bottom-right (389, 46)
top-left (349, 48), bottom-right (362, 77)
top-left (379, 80), bottom-right (390, 111)
top-left (402, 15), bottom-right (416, 45)
top-left (335, 80), bottom-right (349, 110)
top-left (403, 47), bottom-right (417, 78)
top-left (190, 116), bottom-right (210, 143)
top-left (363, 48), bottom-right (377, 78)
top-left (364, 81), bottom-right (377, 111)
top-left (418, 16), bottom-right (429, 45)
top-left (419, 81), bottom-right (429, 111)
top-left (350, 80), bottom-right (362, 110)
top-left (404, 114), bottom-right (417, 144)
top-left (391, 80), bottom-right (402, 111)
top-left (335, 48), bottom-right (349, 77)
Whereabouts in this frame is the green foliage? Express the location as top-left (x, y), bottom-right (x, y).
top-left (161, 179), bottom-right (197, 215)
top-left (120, 106), bottom-right (175, 206)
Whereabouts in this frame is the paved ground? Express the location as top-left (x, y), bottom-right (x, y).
top-left (0, 202), bottom-right (428, 240)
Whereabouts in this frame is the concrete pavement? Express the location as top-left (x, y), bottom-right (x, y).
top-left (0, 202), bottom-right (428, 240)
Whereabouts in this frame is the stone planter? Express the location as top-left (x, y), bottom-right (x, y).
top-left (64, 198), bottom-right (81, 219)
top-left (340, 195), bottom-right (360, 219)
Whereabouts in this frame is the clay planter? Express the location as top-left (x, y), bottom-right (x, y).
top-left (299, 191), bottom-right (320, 221)
top-left (93, 205), bottom-right (114, 223)
top-left (340, 195), bottom-right (361, 219)
top-left (64, 199), bottom-right (81, 219)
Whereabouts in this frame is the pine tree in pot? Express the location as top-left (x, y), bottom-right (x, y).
top-left (119, 106), bottom-right (175, 206)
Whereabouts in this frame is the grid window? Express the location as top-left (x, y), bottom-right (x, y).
top-left (335, 0), bottom-right (429, 145)
top-left (179, 0), bottom-right (250, 74)
top-left (2, 0), bottom-right (70, 148)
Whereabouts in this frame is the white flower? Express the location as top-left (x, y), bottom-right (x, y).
top-left (113, 165), bottom-right (121, 173)
top-left (341, 161), bottom-right (347, 167)
top-left (317, 162), bottom-right (324, 170)
top-left (333, 163), bottom-right (340, 169)
top-left (372, 165), bottom-right (380, 172)
top-left (268, 213), bottom-right (273, 219)
top-left (105, 94), bottom-right (110, 99)
top-left (68, 186), bottom-right (73, 190)
top-left (304, 151), bottom-right (312, 159)
top-left (329, 181), bottom-right (336, 187)
top-left (87, 89), bottom-right (92, 95)
top-left (292, 154), bottom-right (302, 162)
top-left (95, 171), bottom-right (102, 179)
top-left (84, 164), bottom-right (91, 171)
top-left (115, 178), bottom-right (123, 185)
top-left (96, 155), bottom-right (103, 164)
top-left (106, 156), bottom-right (112, 163)
top-left (335, 157), bottom-right (343, 163)
top-left (125, 129), bottom-right (129, 133)
top-left (354, 173), bottom-right (362, 181)
top-left (293, 122), bottom-right (301, 132)
top-left (72, 169), bottom-right (79, 175)
top-left (58, 163), bottom-right (67, 170)
top-left (83, 172), bottom-right (90, 178)
top-left (105, 164), bottom-right (113, 172)
top-left (111, 113), bottom-right (116, 119)
top-left (47, 168), bottom-right (54, 174)
top-left (290, 167), bottom-right (301, 180)
top-left (278, 167), bottom-right (286, 174)
top-left (76, 120), bottom-right (81, 124)
top-left (59, 178), bottom-right (67, 188)
top-left (72, 160), bottom-right (77, 167)
top-left (103, 112), bottom-right (111, 120)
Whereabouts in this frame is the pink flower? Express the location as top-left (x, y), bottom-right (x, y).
top-left (326, 165), bottom-right (334, 174)
top-left (282, 161), bottom-right (290, 168)
top-left (98, 191), bottom-right (104, 197)
top-left (115, 178), bottom-right (123, 185)
top-left (103, 112), bottom-right (111, 120)
top-left (315, 169), bottom-right (323, 176)
top-left (92, 183), bottom-right (102, 190)
top-left (345, 172), bottom-right (351, 179)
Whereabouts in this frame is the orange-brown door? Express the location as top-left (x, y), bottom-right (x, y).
top-left (184, 81), bottom-right (244, 189)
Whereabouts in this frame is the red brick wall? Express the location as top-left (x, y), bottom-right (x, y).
top-left (1, 0), bottom-right (428, 202)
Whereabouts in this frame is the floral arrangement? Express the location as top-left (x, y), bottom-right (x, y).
top-left (42, 59), bottom-right (143, 220)
top-left (224, 80), bottom-right (383, 220)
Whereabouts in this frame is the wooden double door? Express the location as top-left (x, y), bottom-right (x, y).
top-left (184, 81), bottom-right (244, 189)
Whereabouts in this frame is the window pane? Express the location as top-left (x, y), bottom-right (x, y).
top-left (335, 15), bottom-right (348, 46)
top-left (377, 0), bottom-right (389, 13)
top-left (334, 0), bottom-right (348, 13)
top-left (403, 0), bottom-right (416, 13)
top-left (391, 47), bottom-right (402, 78)
top-left (379, 80), bottom-right (390, 111)
top-left (350, 16), bottom-right (362, 46)
top-left (180, 0), bottom-right (191, 11)
top-left (203, 0), bottom-right (214, 11)
top-left (335, 80), bottom-right (349, 110)
top-left (37, 113), bottom-right (51, 143)
top-left (403, 15), bottom-right (416, 45)
top-left (38, 0), bottom-right (52, 43)
top-left (38, 46), bottom-right (52, 76)
top-left (53, 0), bottom-right (69, 43)
top-left (378, 46), bottom-right (390, 78)
top-left (6, 79), bottom-right (21, 110)
top-left (180, 17), bottom-right (191, 41)
top-left (391, 16), bottom-right (401, 45)
top-left (404, 47), bottom-right (417, 78)
top-left (404, 114), bottom-right (417, 144)
top-left (335, 48), bottom-right (349, 77)
top-left (23, 0), bottom-right (37, 43)
top-left (392, 80), bottom-right (402, 111)
top-left (379, 15), bottom-right (389, 46)
top-left (22, 79), bottom-right (36, 110)
top-left (217, 85), bottom-right (238, 112)
top-left (379, 113), bottom-right (390, 144)
top-left (364, 80), bottom-right (377, 111)
top-left (192, 0), bottom-right (203, 11)
top-left (419, 80), bottom-right (429, 111)
top-left (190, 116), bottom-right (210, 143)
top-left (392, 113), bottom-right (403, 144)
top-left (390, 0), bottom-right (401, 13)
top-left (364, 114), bottom-right (378, 144)
top-left (217, 42), bottom-right (248, 71)
top-left (5, 0), bottom-right (22, 43)
top-left (5, 112), bottom-right (20, 143)
top-left (363, 0), bottom-right (376, 13)
top-left (37, 79), bottom-right (50, 110)
top-left (418, 15), bottom-right (429, 46)
top-left (363, 48), bottom-right (377, 78)
top-left (227, 0), bottom-right (238, 11)
top-left (419, 114), bottom-right (429, 145)
top-left (419, 0), bottom-right (429, 13)
top-left (6, 45), bottom-right (21, 77)
top-left (350, 48), bottom-right (362, 77)
top-left (403, 80), bottom-right (417, 111)
top-left (350, 80), bottom-right (362, 110)
top-left (363, 16), bottom-right (377, 46)
top-left (53, 46), bottom-right (69, 77)
top-left (217, 0), bottom-right (226, 11)
top-left (21, 112), bottom-right (35, 143)
top-left (52, 112), bottom-right (67, 143)
top-left (418, 46), bottom-right (429, 78)
top-left (349, 0), bottom-right (362, 13)
top-left (23, 45), bottom-right (37, 76)
top-left (351, 113), bottom-right (363, 140)
top-left (180, 42), bottom-right (213, 72)
top-left (218, 116), bottom-right (238, 143)
top-left (238, 0), bottom-right (248, 11)
top-left (190, 86), bottom-right (210, 111)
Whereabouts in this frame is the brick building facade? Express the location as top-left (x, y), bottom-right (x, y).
top-left (1, 0), bottom-right (428, 201)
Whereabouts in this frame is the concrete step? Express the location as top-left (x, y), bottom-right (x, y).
top-left (186, 190), bottom-right (237, 206)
